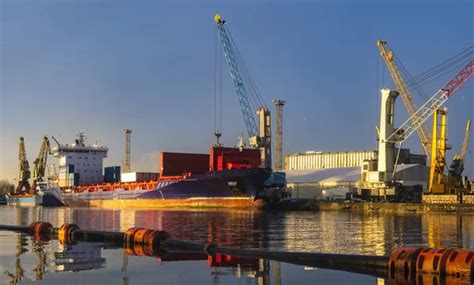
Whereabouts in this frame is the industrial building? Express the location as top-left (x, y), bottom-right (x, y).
top-left (286, 164), bottom-right (429, 200)
top-left (284, 149), bottom-right (426, 171)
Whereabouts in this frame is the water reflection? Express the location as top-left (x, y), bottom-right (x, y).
top-left (1, 206), bottom-right (473, 252)
top-left (1, 232), bottom-right (275, 285)
top-left (0, 206), bottom-right (473, 284)
top-left (1, 232), bottom-right (471, 285)
top-left (54, 242), bottom-right (106, 272)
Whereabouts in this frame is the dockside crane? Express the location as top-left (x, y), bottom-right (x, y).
top-left (15, 137), bottom-right (31, 194)
top-left (449, 120), bottom-right (471, 181)
top-left (386, 59), bottom-right (473, 193)
top-left (377, 41), bottom-right (432, 155)
top-left (31, 136), bottom-right (51, 193)
top-left (215, 14), bottom-right (272, 169)
top-left (361, 59), bottom-right (472, 199)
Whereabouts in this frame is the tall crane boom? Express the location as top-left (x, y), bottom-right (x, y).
top-left (459, 120), bottom-right (471, 160)
top-left (32, 136), bottom-right (50, 182)
top-left (215, 14), bottom-right (259, 139)
top-left (449, 119), bottom-right (471, 179)
top-left (15, 137), bottom-right (31, 193)
top-left (377, 41), bottom-right (432, 154)
top-left (387, 60), bottom-right (473, 144)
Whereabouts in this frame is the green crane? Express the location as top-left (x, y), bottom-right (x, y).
top-left (449, 120), bottom-right (471, 181)
top-left (31, 136), bottom-right (51, 193)
top-left (15, 137), bottom-right (31, 193)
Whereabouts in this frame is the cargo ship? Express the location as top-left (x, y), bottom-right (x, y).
top-left (6, 133), bottom-right (285, 208)
top-left (60, 144), bottom-right (284, 209)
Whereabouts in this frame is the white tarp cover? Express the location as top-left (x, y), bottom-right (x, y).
top-left (285, 164), bottom-right (427, 183)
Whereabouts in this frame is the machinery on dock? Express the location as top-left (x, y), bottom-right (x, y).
top-left (448, 120), bottom-right (471, 184)
top-left (360, 55), bottom-right (473, 201)
top-left (429, 112), bottom-right (471, 195)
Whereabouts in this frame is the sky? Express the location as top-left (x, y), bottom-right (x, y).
top-left (1, 0), bottom-right (473, 181)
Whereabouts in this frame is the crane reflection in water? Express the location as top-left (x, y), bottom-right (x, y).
top-left (2, 233), bottom-right (275, 285)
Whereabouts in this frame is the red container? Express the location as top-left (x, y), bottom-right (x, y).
top-left (209, 147), bottom-right (261, 171)
top-left (160, 152), bottom-right (210, 176)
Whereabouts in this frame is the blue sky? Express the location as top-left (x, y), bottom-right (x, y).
top-left (1, 0), bottom-right (473, 180)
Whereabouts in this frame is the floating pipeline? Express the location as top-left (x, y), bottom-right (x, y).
top-left (1, 222), bottom-right (472, 283)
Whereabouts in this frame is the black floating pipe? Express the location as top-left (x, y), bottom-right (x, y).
top-left (0, 223), bottom-right (389, 277)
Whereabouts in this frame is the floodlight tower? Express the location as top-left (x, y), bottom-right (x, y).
top-left (273, 99), bottom-right (286, 171)
top-left (123, 129), bottom-right (132, 173)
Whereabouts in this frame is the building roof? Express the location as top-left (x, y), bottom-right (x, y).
top-left (286, 167), bottom-right (360, 183)
top-left (285, 164), bottom-right (426, 183)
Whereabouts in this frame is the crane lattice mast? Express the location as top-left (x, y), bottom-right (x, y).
top-left (459, 120), bottom-right (471, 160)
top-left (32, 136), bottom-right (51, 183)
top-left (449, 120), bottom-right (471, 179)
top-left (377, 41), bottom-right (432, 154)
top-left (215, 14), bottom-right (259, 141)
top-left (16, 137), bottom-right (31, 193)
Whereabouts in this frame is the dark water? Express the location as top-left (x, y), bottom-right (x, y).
top-left (0, 206), bottom-right (473, 284)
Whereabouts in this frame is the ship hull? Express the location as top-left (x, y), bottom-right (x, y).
top-left (63, 168), bottom-right (271, 209)
top-left (64, 197), bottom-right (264, 209)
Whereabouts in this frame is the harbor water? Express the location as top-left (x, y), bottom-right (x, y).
top-left (0, 206), bottom-right (473, 284)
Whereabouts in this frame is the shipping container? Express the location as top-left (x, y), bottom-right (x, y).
top-left (104, 166), bottom-right (121, 183)
top-left (121, 172), bottom-right (159, 183)
top-left (160, 152), bottom-right (209, 177)
top-left (209, 147), bottom-right (261, 171)
top-left (73, 173), bottom-right (80, 186)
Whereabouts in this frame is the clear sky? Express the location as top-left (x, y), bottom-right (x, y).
top-left (1, 0), bottom-right (473, 181)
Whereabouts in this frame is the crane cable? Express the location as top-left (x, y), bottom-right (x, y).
top-left (214, 25), bottom-right (223, 135)
top-left (393, 46), bottom-right (473, 102)
top-left (225, 25), bottom-right (267, 111)
top-left (395, 56), bottom-right (429, 101)
top-left (409, 46), bottom-right (473, 85)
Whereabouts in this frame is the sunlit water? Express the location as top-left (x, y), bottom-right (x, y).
top-left (0, 206), bottom-right (472, 284)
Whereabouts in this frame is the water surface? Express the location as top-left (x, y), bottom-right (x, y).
top-left (0, 206), bottom-right (472, 284)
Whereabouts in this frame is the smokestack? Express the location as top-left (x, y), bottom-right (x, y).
top-left (123, 129), bottom-right (132, 173)
top-left (272, 99), bottom-right (286, 171)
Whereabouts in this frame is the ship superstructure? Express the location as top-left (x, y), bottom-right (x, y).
top-left (51, 133), bottom-right (108, 187)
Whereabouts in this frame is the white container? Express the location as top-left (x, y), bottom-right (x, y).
top-left (121, 172), bottom-right (159, 182)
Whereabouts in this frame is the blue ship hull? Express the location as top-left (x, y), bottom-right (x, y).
top-left (137, 168), bottom-right (272, 200)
